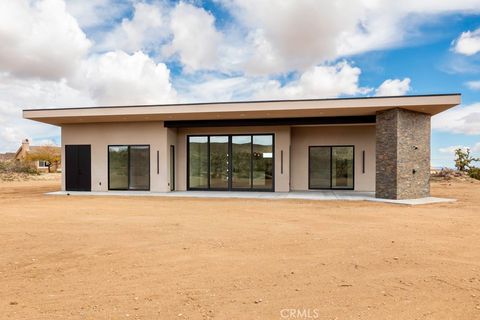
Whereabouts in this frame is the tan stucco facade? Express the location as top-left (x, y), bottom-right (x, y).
top-left (62, 122), bottom-right (171, 192)
top-left (290, 125), bottom-right (376, 191)
top-left (61, 121), bottom-right (376, 193)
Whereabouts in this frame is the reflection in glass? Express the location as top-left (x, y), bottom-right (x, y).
top-left (252, 135), bottom-right (273, 189)
top-left (189, 136), bottom-right (209, 188)
top-left (332, 147), bottom-right (354, 189)
top-left (232, 135), bottom-right (252, 189)
top-left (109, 146), bottom-right (128, 189)
top-left (309, 147), bottom-right (331, 189)
top-left (129, 146), bottom-right (150, 190)
top-left (210, 136), bottom-right (229, 189)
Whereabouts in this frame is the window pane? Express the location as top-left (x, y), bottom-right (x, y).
top-left (209, 136), bottom-right (229, 189)
top-left (109, 146), bottom-right (128, 189)
top-left (252, 135), bottom-right (273, 190)
top-left (332, 147), bottom-right (354, 189)
top-left (189, 136), bottom-right (209, 188)
top-left (309, 147), bottom-right (330, 189)
top-left (232, 135), bottom-right (251, 189)
top-left (129, 146), bottom-right (150, 190)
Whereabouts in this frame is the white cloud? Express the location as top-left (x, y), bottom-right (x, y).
top-left (65, 0), bottom-right (131, 30)
top-left (254, 61), bottom-right (371, 99)
top-left (438, 145), bottom-right (469, 154)
top-left (223, 0), bottom-right (363, 74)
top-left (164, 2), bottom-right (222, 72)
top-left (177, 75), bottom-right (257, 102)
top-left (0, 0), bottom-right (91, 79)
top-left (220, 0), bottom-right (480, 74)
top-left (432, 103), bottom-right (480, 135)
top-left (0, 73), bottom-right (93, 152)
top-left (75, 51), bottom-right (177, 105)
top-left (466, 80), bottom-right (480, 90)
top-left (453, 28), bottom-right (480, 56)
top-left (375, 78), bottom-right (411, 96)
top-left (99, 2), bottom-right (168, 54)
top-left (472, 142), bottom-right (480, 153)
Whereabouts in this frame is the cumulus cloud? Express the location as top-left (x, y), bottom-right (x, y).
top-left (75, 51), bottom-right (177, 105)
top-left (466, 80), bottom-right (480, 90)
top-left (453, 28), bottom-right (480, 56)
top-left (0, 73), bottom-right (93, 152)
top-left (0, 0), bottom-right (91, 79)
top-left (220, 0), bottom-right (480, 74)
top-left (163, 2), bottom-right (223, 72)
top-left (227, 0), bottom-right (362, 74)
top-left (65, 0), bottom-right (131, 30)
top-left (375, 78), bottom-right (411, 96)
top-left (254, 61), bottom-right (371, 99)
top-left (432, 103), bottom-right (480, 135)
top-left (99, 2), bottom-right (168, 54)
top-left (177, 75), bottom-right (258, 102)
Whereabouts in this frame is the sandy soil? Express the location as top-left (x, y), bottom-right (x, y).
top-left (0, 178), bottom-right (479, 320)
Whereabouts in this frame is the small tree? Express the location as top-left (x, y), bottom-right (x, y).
top-left (454, 148), bottom-right (479, 172)
top-left (27, 146), bottom-right (61, 173)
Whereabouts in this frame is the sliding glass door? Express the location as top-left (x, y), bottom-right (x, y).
top-left (232, 136), bottom-right (252, 189)
top-left (210, 136), bottom-right (229, 189)
top-left (188, 137), bottom-right (208, 189)
top-left (187, 134), bottom-right (274, 191)
top-left (309, 146), bottom-right (354, 190)
top-left (108, 145), bottom-right (150, 190)
top-left (252, 135), bottom-right (273, 190)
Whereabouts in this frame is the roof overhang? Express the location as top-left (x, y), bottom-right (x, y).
top-left (22, 94), bottom-right (461, 126)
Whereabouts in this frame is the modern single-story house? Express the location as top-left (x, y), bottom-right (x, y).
top-left (23, 94), bottom-right (460, 199)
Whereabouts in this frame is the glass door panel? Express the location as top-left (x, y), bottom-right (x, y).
top-left (129, 146), bottom-right (150, 190)
top-left (309, 147), bottom-right (331, 189)
top-left (232, 135), bottom-right (252, 189)
top-left (188, 136), bottom-right (209, 189)
top-left (332, 147), bottom-right (354, 189)
top-left (209, 136), bottom-right (229, 189)
top-left (108, 146), bottom-right (129, 189)
top-left (252, 135), bottom-right (273, 190)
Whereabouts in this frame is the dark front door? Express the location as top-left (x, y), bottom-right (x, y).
top-left (66, 145), bottom-right (91, 191)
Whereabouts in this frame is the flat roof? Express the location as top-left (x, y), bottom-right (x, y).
top-left (23, 94), bottom-right (461, 126)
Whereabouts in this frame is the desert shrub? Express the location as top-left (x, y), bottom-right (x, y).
top-left (454, 148), bottom-right (479, 172)
top-left (0, 160), bottom-right (38, 175)
top-left (468, 167), bottom-right (480, 180)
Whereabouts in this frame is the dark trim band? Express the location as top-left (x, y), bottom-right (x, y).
top-left (165, 115), bottom-right (376, 128)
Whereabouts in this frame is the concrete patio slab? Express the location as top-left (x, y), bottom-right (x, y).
top-left (46, 190), bottom-right (455, 206)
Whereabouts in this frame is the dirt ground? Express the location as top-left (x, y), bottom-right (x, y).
top-left (0, 177), bottom-right (479, 320)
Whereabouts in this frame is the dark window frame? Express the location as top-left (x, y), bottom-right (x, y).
top-left (186, 133), bottom-right (275, 192)
top-left (308, 145), bottom-right (355, 190)
top-left (108, 144), bottom-right (150, 191)
top-left (170, 145), bottom-right (175, 191)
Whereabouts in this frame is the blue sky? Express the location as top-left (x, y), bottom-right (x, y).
top-left (0, 0), bottom-right (480, 168)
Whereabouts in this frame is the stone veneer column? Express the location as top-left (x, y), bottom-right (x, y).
top-left (376, 108), bottom-right (431, 199)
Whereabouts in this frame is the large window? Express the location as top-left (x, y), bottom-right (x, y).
top-left (187, 134), bottom-right (274, 191)
top-left (108, 145), bottom-right (150, 190)
top-left (309, 146), bottom-right (354, 190)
